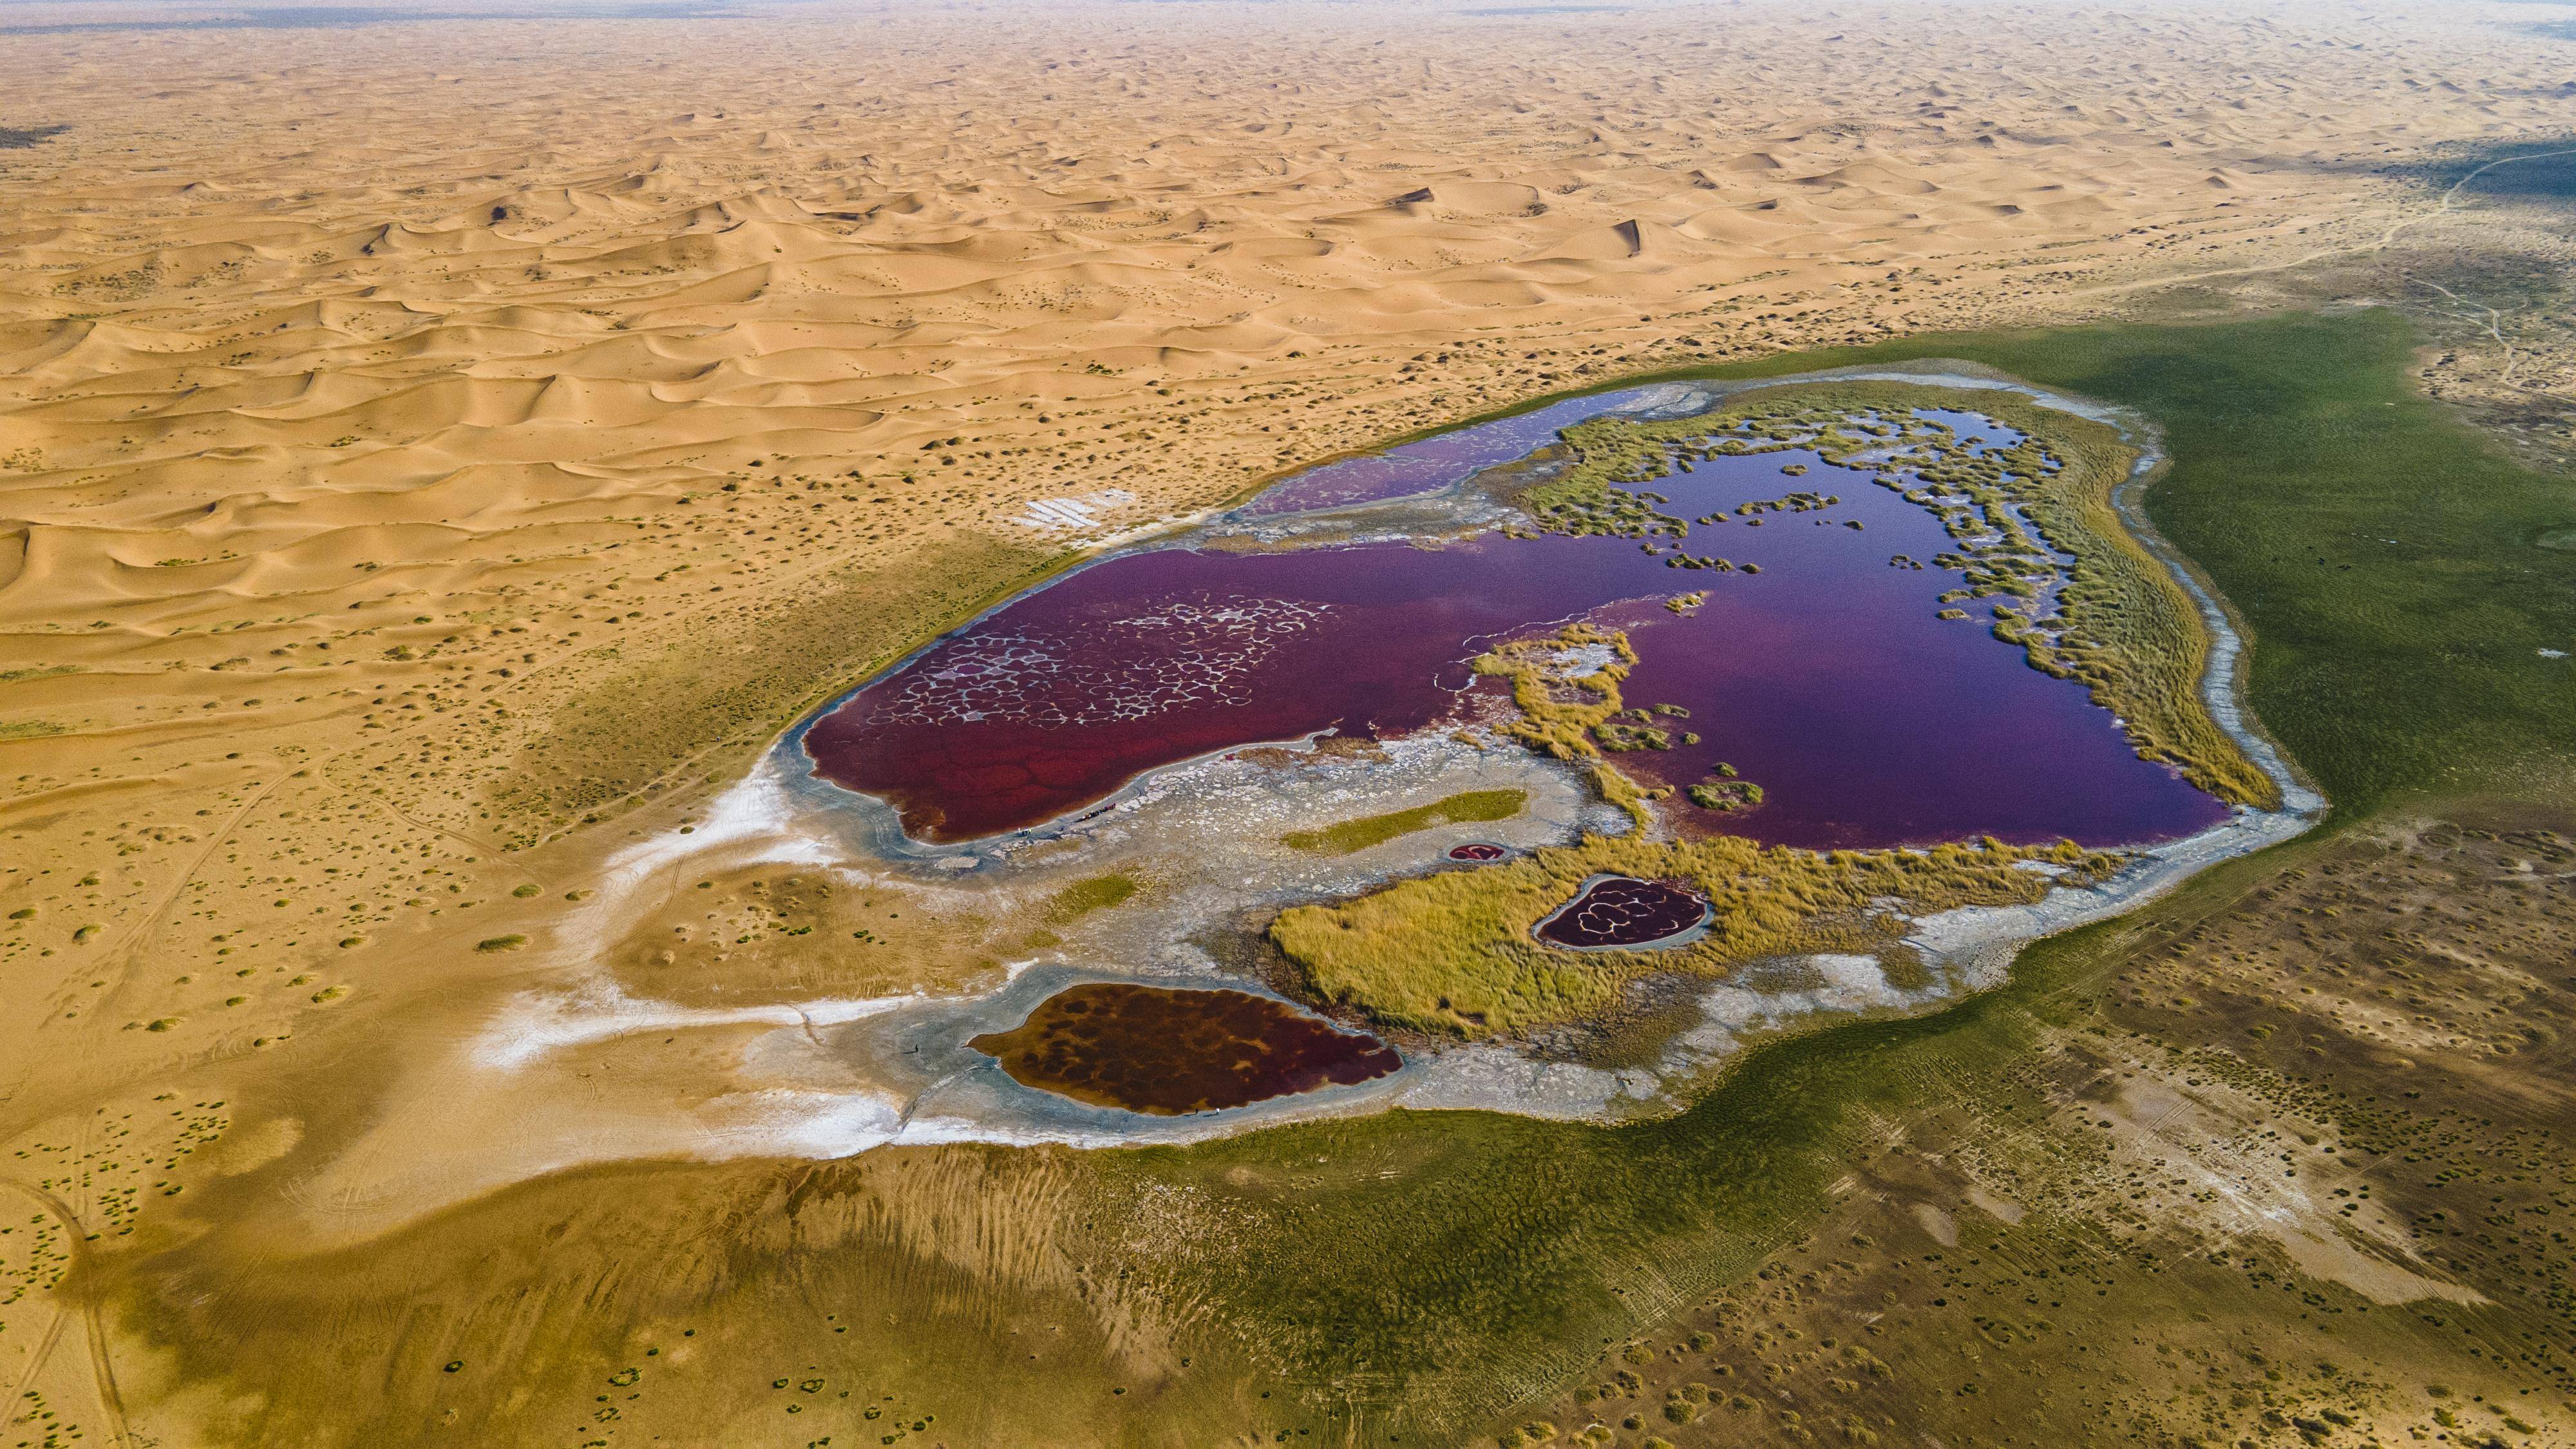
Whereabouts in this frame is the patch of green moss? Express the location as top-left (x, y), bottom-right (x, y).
top-left (1042, 874), bottom-right (1138, 923)
top-left (1282, 789), bottom-right (1528, 854)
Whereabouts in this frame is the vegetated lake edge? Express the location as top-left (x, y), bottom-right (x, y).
top-left (1261, 366), bottom-right (2314, 1043)
top-left (775, 336), bottom-right (2316, 1097)
top-left (791, 353), bottom-right (2289, 857)
top-left (1053, 307), bottom-right (2576, 1439)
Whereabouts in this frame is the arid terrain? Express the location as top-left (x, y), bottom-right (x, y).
top-left (5, 1), bottom-right (2576, 1445)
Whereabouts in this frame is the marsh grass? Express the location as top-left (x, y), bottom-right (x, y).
top-left (1041, 873), bottom-right (1138, 922)
top-left (1701, 310), bottom-right (2576, 813)
top-left (1470, 622), bottom-right (1638, 761)
top-left (1272, 832), bottom-right (2108, 1034)
top-left (1281, 788), bottom-right (1528, 854)
top-left (1684, 780), bottom-right (1761, 811)
top-left (1092, 312), bottom-right (2576, 1435)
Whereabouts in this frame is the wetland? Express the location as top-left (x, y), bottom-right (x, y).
top-left (750, 364), bottom-right (2309, 1099)
top-left (802, 381), bottom-right (2239, 853)
top-left (83, 305), bottom-right (2576, 1449)
top-left (408, 361), bottom-right (2320, 1206)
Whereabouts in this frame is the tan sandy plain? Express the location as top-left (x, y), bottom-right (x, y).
top-left (1, 0), bottom-right (2571, 1440)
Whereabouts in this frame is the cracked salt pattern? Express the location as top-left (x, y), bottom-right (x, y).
top-left (880, 596), bottom-right (1331, 730)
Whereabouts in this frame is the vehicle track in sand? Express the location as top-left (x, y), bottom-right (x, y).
top-left (0, 1179), bottom-right (130, 1449)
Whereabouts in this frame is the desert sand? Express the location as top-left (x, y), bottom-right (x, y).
top-left (3, 1), bottom-right (2573, 1443)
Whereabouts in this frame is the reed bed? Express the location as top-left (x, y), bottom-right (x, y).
top-left (1272, 831), bottom-right (2114, 1035)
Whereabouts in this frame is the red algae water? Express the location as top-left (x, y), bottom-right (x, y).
top-left (968, 982), bottom-right (1401, 1115)
top-left (804, 424), bottom-right (2230, 850)
top-left (1236, 386), bottom-right (1672, 516)
top-left (1533, 875), bottom-right (1713, 949)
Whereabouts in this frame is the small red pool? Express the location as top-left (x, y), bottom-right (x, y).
top-left (1533, 875), bottom-right (1712, 949)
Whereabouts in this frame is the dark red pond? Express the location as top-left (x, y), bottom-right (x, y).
top-left (1533, 875), bottom-right (1713, 949)
top-left (968, 982), bottom-right (1402, 1115)
top-left (803, 425), bottom-right (2231, 850)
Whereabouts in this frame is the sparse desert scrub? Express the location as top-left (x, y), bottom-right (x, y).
top-left (484, 533), bottom-right (1067, 848)
top-left (602, 865), bottom-right (1007, 1007)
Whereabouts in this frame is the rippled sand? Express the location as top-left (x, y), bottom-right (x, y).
top-left (0, 1), bottom-right (2559, 1440)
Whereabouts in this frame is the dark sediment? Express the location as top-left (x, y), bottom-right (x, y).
top-left (968, 982), bottom-right (1401, 1114)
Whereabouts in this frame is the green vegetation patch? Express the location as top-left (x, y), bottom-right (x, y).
top-left (1470, 621), bottom-right (1640, 764)
top-left (1282, 788), bottom-right (1529, 855)
top-left (1041, 873), bottom-right (1138, 922)
top-left (1273, 832), bottom-right (2111, 1035)
top-left (1685, 780), bottom-right (1762, 812)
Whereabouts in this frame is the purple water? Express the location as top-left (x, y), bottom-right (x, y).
top-left (1235, 386), bottom-right (1675, 517)
top-left (807, 437), bottom-right (2228, 850)
top-left (1533, 875), bottom-right (1713, 949)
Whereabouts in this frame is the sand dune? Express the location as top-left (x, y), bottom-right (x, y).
top-left (0, 0), bottom-right (2570, 1437)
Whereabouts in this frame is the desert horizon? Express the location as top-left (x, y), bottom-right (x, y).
top-left (5, 1), bottom-right (2576, 1444)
